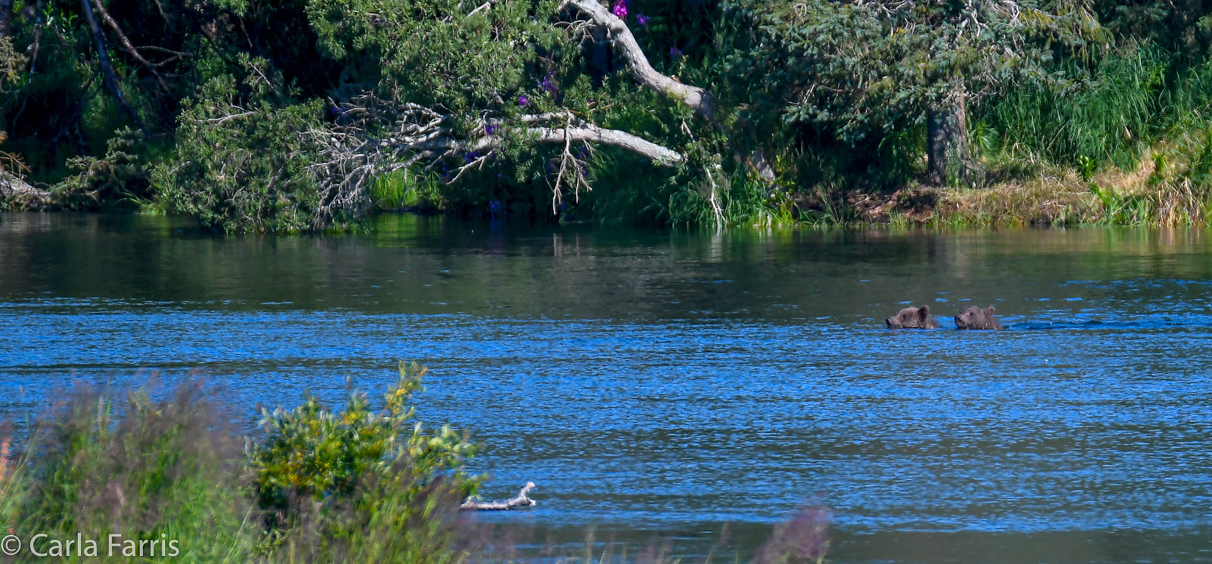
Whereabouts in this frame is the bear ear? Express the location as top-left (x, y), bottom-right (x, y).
top-left (918, 305), bottom-right (930, 317)
top-left (986, 306), bottom-right (996, 314)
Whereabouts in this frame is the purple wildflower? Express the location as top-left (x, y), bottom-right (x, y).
top-left (540, 73), bottom-right (557, 94)
top-left (518, 94), bottom-right (528, 106)
top-left (636, 13), bottom-right (649, 26)
top-left (669, 46), bottom-right (683, 58)
top-left (612, 0), bottom-right (627, 19)
top-left (485, 124), bottom-right (498, 135)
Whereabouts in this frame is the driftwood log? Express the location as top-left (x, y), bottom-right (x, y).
top-left (0, 170), bottom-right (50, 208)
top-left (460, 482), bottom-right (537, 511)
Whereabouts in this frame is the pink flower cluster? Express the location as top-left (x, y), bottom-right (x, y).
top-left (612, 0), bottom-right (628, 19)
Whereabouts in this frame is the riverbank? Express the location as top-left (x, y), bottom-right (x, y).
top-left (831, 158), bottom-right (1210, 229)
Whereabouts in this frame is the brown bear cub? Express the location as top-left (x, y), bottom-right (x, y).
top-left (955, 305), bottom-right (1003, 330)
top-left (885, 305), bottom-right (940, 329)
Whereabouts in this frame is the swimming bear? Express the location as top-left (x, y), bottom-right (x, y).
top-left (955, 305), bottom-right (1002, 330)
top-left (885, 305), bottom-right (940, 329)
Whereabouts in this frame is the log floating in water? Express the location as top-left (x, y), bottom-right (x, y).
top-left (461, 482), bottom-right (536, 511)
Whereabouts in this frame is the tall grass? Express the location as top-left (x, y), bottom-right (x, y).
top-left (983, 46), bottom-right (1167, 171)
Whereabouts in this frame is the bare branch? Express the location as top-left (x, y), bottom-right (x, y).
top-left (523, 124), bottom-right (682, 164)
top-left (461, 482), bottom-right (537, 511)
top-left (79, 0), bottom-right (148, 137)
top-left (467, 0), bottom-right (493, 17)
top-left (90, 0), bottom-right (173, 90)
top-left (564, 0), bottom-right (715, 120)
top-left (305, 93), bottom-right (684, 227)
top-left (563, 0), bottom-right (775, 183)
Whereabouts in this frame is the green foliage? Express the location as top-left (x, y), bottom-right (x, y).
top-left (248, 362), bottom-right (479, 560)
top-left (1, 362), bottom-right (484, 563)
top-left (1089, 183), bottom-right (1153, 224)
top-left (982, 46), bottom-right (1167, 170)
top-left (2, 382), bottom-right (259, 562)
top-left (731, 0), bottom-right (1106, 141)
top-left (249, 361), bottom-right (479, 515)
top-left (1093, 0), bottom-right (1212, 58)
top-left (0, 36), bottom-right (25, 92)
top-left (372, 170), bottom-right (445, 211)
top-left (153, 75), bottom-right (324, 233)
top-left (51, 127), bottom-right (151, 209)
top-left (3, 0), bottom-right (1212, 228)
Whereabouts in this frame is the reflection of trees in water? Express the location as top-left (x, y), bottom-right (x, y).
top-left (1, 215), bottom-right (1210, 322)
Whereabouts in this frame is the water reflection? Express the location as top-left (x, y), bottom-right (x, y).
top-left (1, 213), bottom-right (1211, 561)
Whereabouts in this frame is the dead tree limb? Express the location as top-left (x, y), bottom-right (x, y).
top-left (305, 93), bottom-right (684, 226)
top-left (460, 482), bottom-right (537, 511)
top-left (90, 0), bottom-right (169, 91)
top-left (524, 124), bottom-right (682, 164)
top-left (563, 0), bottom-right (775, 183)
top-left (79, 0), bottom-right (148, 137)
top-left (565, 0), bottom-right (714, 118)
top-left (0, 171), bottom-right (51, 209)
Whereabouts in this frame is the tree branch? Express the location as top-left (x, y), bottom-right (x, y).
top-left (461, 482), bottom-right (537, 511)
top-left (90, 0), bottom-right (170, 90)
top-left (565, 0), bottom-right (715, 120)
top-left (0, 170), bottom-right (51, 209)
top-left (522, 124), bottom-right (682, 164)
top-left (306, 94), bottom-right (685, 227)
top-left (563, 0), bottom-right (775, 183)
top-left (79, 0), bottom-right (148, 137)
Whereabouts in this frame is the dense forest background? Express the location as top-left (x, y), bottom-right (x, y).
top-left (0, 0), bottom-right (1210, 231)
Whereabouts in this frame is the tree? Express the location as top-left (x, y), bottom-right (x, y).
top-left (731, 0), bottom-right (1108, 185)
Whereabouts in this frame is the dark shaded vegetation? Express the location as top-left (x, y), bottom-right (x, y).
top-left (0, 0), bottom-right (1210, 230)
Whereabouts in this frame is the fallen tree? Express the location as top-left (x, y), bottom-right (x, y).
top-left (0, 170), bottom-right (50, 209)
top-left (306, 94), bottom-right (683, 225)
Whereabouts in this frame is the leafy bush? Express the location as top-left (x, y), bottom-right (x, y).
top-left (154, 75), bottom-right (325, 233)
top-left (0, 362), bottom-right (483, 563)
top-left (248, 361), bottom-right (479, 528)
top-left (52, 127), bottom-right (152, 210)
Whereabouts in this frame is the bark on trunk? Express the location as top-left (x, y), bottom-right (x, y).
top-left (926, 89), bottom-right (974, 186)
top-left (0, 170), bottom-right (52, 209)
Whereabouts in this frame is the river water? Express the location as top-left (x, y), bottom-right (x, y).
top-left (2, 213), bottom-right (1211, 562)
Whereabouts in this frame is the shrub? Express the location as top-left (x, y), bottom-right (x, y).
top-left (153, 75), bottom-right (326, 234)
top-left (0, 362), bottom-right (482, 563)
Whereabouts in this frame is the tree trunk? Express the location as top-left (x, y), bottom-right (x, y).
top-left (926, 89), bottom-right (974, 186)
top-left (587, 25), bottom-right (611, 89)
top-left (79, 0), bottom-right (148, 137)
